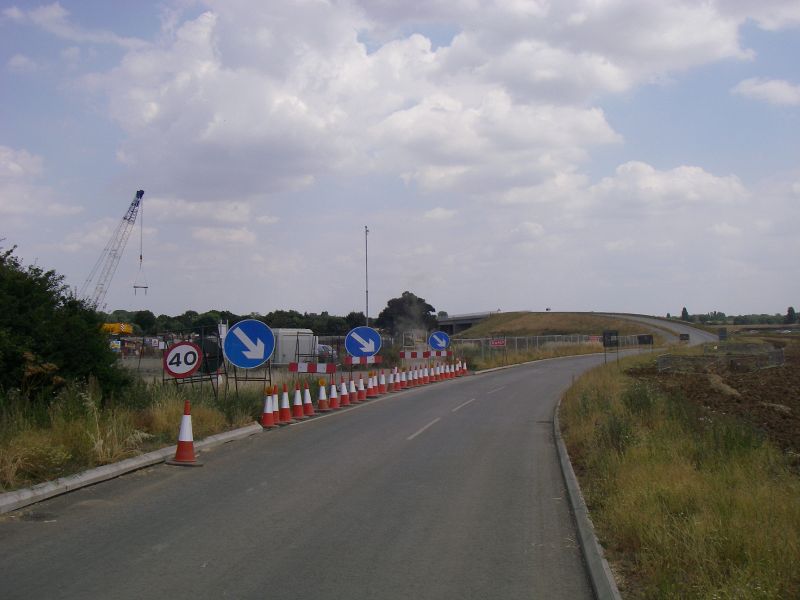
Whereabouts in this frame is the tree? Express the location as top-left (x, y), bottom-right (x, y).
top-left (375, 291), bottom-right (437, 335)
top-left (681, 307), bottom-right (690, 321)
top-left (786, 307), bottom-right (797, 324)
top-left (0, 245), bottom-right (128, 398)
top-left (345, 311), bottom-right (366, 330)
top-left (133, 310), bottom-right (157, 334)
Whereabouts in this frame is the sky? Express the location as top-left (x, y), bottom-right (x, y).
top-left (1, 0), bottom-right (799, 319)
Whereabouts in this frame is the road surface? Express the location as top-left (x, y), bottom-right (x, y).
top-left (0, 354), bottom-right (617, 600)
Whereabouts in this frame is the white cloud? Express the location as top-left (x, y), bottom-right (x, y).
top-left (710, 222), bottom-right (742, 236)
top-left (0, 146), bottom-right (81, 218)
top-left (191, 226), bottom-right (256, 245)
top-left (590, 162), bottom-right (748, 214)
top-left (423, 207), bottom-right (457, 220)
top-left (6, 54), bottom-right (39, 72)
top-left (147, 197), bottom-right (254, 224)
top-left (733, 78), bottom-right (800, 106)
top-left (9, 2), bottom-right (145, 48)
top-left (517, 221), bottom-right (545, 237)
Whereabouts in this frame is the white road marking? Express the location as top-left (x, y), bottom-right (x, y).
top-left (451, 398), bottom-right (476, 412)
top-left (486, 386), bottom-right (506, 395)
top-left (407, 417), bottom-right (441, 441)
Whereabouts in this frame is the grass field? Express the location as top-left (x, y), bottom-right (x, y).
top-left (560, 344), bottom-right (800, 599)
top-left (455, 311), bottom-right (660, 338)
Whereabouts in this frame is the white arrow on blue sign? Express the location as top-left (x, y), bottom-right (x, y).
top-left (428, 330), bottom-right (451, 350)
top-left (345, 326), bottom-right (381, 357)
top-left (223, 319), bottom-right (275, 369)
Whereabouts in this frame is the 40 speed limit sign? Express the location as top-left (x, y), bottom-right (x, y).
top-left (163, 341), bottom-right (203, 378)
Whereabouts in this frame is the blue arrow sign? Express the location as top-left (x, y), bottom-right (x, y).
top-left (428, 331), bottom-right (450, 350)
top-left (223, 319), bottom-right (275, 369)
top-left (345, 326), bottom-right (381, 357)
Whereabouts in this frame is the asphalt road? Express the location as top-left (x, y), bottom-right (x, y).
top-left (0, 353), bottom-right (618, 600)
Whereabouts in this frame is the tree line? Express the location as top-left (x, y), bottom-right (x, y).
top-left (105, 291), bottom-right (439, 337)
top-left (673, 306), bottom-right (798, 325)
top-left (1, 243), bottom-right (439, 398)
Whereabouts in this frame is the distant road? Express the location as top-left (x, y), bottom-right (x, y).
top-left (600, 313), bottom-right (718, 346)
top-left (1, 354), bottom-right (617, 600)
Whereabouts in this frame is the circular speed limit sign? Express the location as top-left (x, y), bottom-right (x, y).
top-left (163, 341), bottom-right (203, 378)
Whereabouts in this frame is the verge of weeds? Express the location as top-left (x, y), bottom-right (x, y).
top-left (560, 354), bottom-right (800, 599)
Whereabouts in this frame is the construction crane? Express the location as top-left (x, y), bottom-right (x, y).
top-left (80, 190), bottom-right (145, 310)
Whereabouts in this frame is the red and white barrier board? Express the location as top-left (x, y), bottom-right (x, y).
top-left (399, 350), bottom-right (453, 358)
top-left (344, 356), bottom-right (382, 365)
top-left (288, 362), bottom-right (337, 373)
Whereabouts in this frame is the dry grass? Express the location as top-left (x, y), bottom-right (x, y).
top-left (0, 379), bottom-right (263, 492)
top-left (560, 356), bottom-right (800, 599)
top-left (456, 311), bottom-right (653, 338)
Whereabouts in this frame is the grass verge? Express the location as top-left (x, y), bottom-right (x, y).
top-left (559, 354), bottom-right (800, 599)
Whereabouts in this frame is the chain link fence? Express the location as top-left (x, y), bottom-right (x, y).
top-left (658, 343), bottom-right (785, 373)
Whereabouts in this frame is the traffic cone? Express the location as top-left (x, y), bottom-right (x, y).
top-left (387, 370), bottom-right (395, 392)
top-left (349, 377), bottom-right (359, 403)
top-left (329, 381), bottom-right (340, 409)
top-left (456, 360), bottom-right (463, 377)
top-left (167, 400), bottom-right (202, 466)
top-left (339, 377), bottom-right (350, 406)
top-left (271, 385), bottom-right (280, 423)
top-left (292, 383), bottom-right (306, 420)
top-left (378, 370), bottom-right (387, 394)
top-left (410, 366), bottom-right (418, 387)
top-left (400, 368), bottom-right (407, 389)
top-left (317, 379), bottom-right (331, 412)
top-left (260, 387), bottom-right (277, 429)
top-left (367, 373), bottom-right (377, 398)
top-left (279, 384), bottom-right (296, 425)
top-left (303, 382), bottom-right (315, 416)
top-left (357, 375), bottom-right (367, 401)
top-left (423, 365), bottom-right (430, 385)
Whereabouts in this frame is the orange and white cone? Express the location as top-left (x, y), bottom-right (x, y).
top-left (357, 375), bottom-right (367, 401)
top-left (399, 368), bottom-right (407, 389)
top-left (329, 381), bottom-right (340, 410)
top-left (260, 387), bottom-right (277, 429)
top-left (378, 370), bottom-right (387, 394)
top-left (303, 382), bottom-right (315, 417)
top-left (387, 370), bottom-right (395, 392)
top-left (423, 365), bottom-right (430, 385)
top-left (279, 384), bottom-right (296, 425)
top-left (367, 373), bottom-right (377, 399)
top-left (167, 400), bottom-right (202, 466)
top-left (349, 377), bottom-right (359, 403)
top-left (270, 385), bottom-right (280, 424)
top-left (317, 379), bottom-right (331, 412)
top-left (292, 383), bottom-right (306, 420)
top-left (339, 377), bottom-right (350, 406)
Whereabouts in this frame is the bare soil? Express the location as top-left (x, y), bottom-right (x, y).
top-left (631, 336), bottom-right (800, 456)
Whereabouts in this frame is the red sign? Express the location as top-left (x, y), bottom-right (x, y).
top-left (163, 341), bottom-right (203, 378)
top-left (490, 338), bottom-right (506, 348)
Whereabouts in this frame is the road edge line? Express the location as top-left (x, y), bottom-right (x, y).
top-left (553, 397), bottom-right (623, 600)
top-left (0, 422), bottom-right (264, 515)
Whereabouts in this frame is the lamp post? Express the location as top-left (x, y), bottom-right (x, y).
top-left (365, 225), bottom-right (369, 326)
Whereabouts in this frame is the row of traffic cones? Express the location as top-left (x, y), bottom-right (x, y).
top-left (168, 361), bottom-right (469, 465)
